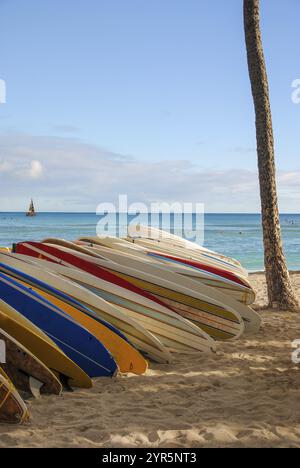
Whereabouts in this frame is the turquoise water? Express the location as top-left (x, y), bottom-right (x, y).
top-left (0, 212), bottom-right (299, 271)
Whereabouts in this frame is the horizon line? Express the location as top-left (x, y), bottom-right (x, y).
top-left (1, 211), bottom-right (300, 215)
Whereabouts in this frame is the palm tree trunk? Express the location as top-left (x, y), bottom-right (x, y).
top-left (243, 0), bottom-right (299, 311)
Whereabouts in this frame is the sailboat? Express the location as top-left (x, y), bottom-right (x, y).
top-left (26, 199), bottom-right (36, 217)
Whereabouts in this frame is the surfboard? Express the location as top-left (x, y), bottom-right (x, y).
top-left (0, 262), bottom-right (148, 375)
top-left (0, 370), bottom-right (29, 424)
top-left (126, 224), bottom-right (244, 269)
top-left (0, 273), bottom-right (117, 379)
top-left (0, 300), bottom-right (92, 389)
top-left (131, 237), bottom-right (247, 275)
top-left (0, 328), bottom-right (62, 396)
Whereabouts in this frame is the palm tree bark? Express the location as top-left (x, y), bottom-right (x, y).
top-left (243, 0), bottom-right (299, 311)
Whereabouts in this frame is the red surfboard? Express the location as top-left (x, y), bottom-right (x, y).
top-left (146, 251), bottom-right (248, 287)
top-left (14, 242), bottom-right (177, 312)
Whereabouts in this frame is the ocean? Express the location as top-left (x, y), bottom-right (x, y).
top-left (0, 212), bottom-right (299, 271)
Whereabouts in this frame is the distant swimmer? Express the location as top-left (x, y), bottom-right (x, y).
top-left (284, 218), bottom-right (296, 225)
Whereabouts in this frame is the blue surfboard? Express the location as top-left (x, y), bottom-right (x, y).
top-left (0, 272), bottom-right (117, 378)
top-left (0, 261), bottom-right (131, 345)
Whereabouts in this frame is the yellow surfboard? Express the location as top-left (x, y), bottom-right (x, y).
top-left (0, 370), bottom-right (29, 424)
top-left (13, 278), bottom-right (148, 375)
top-left (0, 300), bottom-right (92, 389)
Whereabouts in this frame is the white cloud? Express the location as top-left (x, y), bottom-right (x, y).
top-left (0, 155), bottom-right (43, 180)
top-left (28, 160), bottom-right (43, 179)
top-left (0, 161), bottom-right (12, 173)
top-left (0, 132), bottom-right (298, 212)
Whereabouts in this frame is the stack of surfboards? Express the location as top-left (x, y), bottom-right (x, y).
top-left (0, 226), bottom-right (260, 425)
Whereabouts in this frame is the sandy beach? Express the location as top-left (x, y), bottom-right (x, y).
top-left (0, 272), bottom-right (299, 448)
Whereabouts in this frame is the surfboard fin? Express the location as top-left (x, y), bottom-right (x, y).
top-left (29, 376), bottom-right (44, 399)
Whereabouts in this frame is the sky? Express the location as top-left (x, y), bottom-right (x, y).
top-left (0, 0), bottom-right (299, 212)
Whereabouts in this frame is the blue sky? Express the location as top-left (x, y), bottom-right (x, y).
top-left (0, 0), bottom-right (299, 212)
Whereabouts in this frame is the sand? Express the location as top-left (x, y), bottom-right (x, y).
top-left (0, 272), bottom-right (299, 448)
